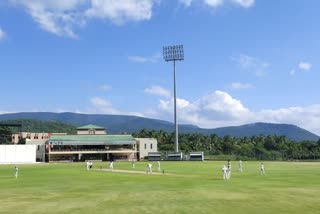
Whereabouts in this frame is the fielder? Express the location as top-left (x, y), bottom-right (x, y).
top-left (86, 161), bottom-right (90, 170)
top-left (146, 163), bottom-right (152, 174)
top-left (222, 165), bottom-right (227, 180)
top-left (238, 160), bottom-right (243, 173)
top-left (109, 161), bottom-right (114, 171)
top-left (132, 159), bottom-right (136, 169)
top-left (157, 161), bottom-right (161, 171)
top-left (260, 163), bottom-right (265, 175)
top-left (14, 166), bottom-right (18, 178)
top-left (226, 160), bottom-right (231, 179)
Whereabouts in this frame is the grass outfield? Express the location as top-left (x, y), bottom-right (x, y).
top-left (0, 161), bottom-right (320, 214)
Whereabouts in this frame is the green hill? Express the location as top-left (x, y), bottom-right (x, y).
top-left (0, 112), bottom-right (318, 142)
top-left (0, 119), bottom-right (77, 134)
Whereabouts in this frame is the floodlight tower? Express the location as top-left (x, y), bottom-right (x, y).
top-left (163, 45), bottom-right (184, 153)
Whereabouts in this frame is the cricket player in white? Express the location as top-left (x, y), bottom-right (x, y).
top-left (157, 161), bottom-right (161, 171)
top-left (222, 165), bottom-right (227, 180)
top-left (260, 163), bottom-right (265, 175)
top-left (14, 166), bottom-right (18, 178)
top-left (109, 161), bottom-right (114, 171)
top-left (238, 160), bottom-right (243, 173)
top-left (132, 159), bottom-right (135, 169)
top-left (227, 161), bottom-right (231, 179)
top-left (86, 161), bottom-right (90, 170)
top-left (146, 163), bottom-right (152, 174)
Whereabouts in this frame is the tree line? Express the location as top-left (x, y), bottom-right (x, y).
top-left (1, 120), bottom-right (320, 160)
top-left (133, 129), bottom-right (320, 161)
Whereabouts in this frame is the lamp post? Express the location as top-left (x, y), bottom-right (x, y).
top-left (163, 45), bottom-right (184, 153)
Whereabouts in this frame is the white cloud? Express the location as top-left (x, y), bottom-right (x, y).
top-left (153, 90), bottom-right (251, 128)
top-left (199, 90), bottom-right (250, 120)
top-left (230, 82), bottom-right (251, 89)
top-left (158, 97), bottom-right (201, 126)
top-left (0, 27), bottom-right (5, 41)
top-left (232, 54), bottom-right (269, 76)
top-left (159, 97), bottom-right (198, 112)
top-left (289, 69), bottom-right (295, 76)
top-left (299, 62), bottom-right (312, 71)
top-left (144, 86), bottom-right (171, 98)
top-left (231, 0), bottom-right (254, 8)
top-left (142, 90), bottom-right (320, 135)
top-left (128, 53), bottom-right (161, 63)
top-left (98, 84), bottom-right (112, 91)
top-left (8, 0), bottom-right (254, 37)
top-left (128, 56), bottom-right (149, 63)
top-left (290, 62), bottom-right (312, 75)
top-left (255, 105), bottom-right (320, 135)
top-left (9, 0), bottom-right (86, 38)
top-left (89, 96), bottom-right (144, 117)
top-left (179, 0), bottom-right (254, 8)
top-left (90, 96), bottom-right (122, 114)
top-left (85, 0), bottom-right (156, 24)
top-left (8, 0), bottom-right (157, 38)
top-left (0, 110), bottom-right (11, 114)
top-left (204, 0), bottom-right (224, 8)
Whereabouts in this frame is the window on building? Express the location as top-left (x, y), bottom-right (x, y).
top-left (150, 144), bottom-right (153, 149)
top-left (144, 144), bottom-right (147, 149)
top-left (89, 130), bottom-right (95, 135)
top-left (37, 145), bottom-right (40, 151)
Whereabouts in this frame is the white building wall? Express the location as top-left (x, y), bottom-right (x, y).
top-left (0, 145), bottom-right (36, 164)
top-left (0, 146), bottom-right (6, 163)
top-left (5, 146), bottom-right (15, 162)
top-left (26, 140), bottom-right (47, 162)
top-left (77, 130), bottom-right (106, 135)
top-left (136, 138), bottom-right (158, 159)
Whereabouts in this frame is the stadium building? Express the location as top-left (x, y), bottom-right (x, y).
top-left (11, 132), bottom-right (66, 162)
top-left (11, 132), bottom-right (59, 144)
top-left (45, 125), bottom-right (157, 162)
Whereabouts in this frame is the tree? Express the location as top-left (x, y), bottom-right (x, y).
top-left (222, 135), bottom-right (234, 154)
top-left (132, 128), bottom-right (318, 160)
top-left (18, 138), bottom-right (26, 144)
top-left (0, 126), bottom-right (12, 144)
top-left (264, 135), bottom-right (277, 150)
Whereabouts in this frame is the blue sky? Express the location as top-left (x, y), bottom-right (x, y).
top-left (1, 0), bottom-right (320, 134)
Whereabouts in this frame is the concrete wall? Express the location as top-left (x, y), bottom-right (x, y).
top-left (136, 138), bottom-right (158, 159)
top-left (0, 145), bottom-right (36, 164)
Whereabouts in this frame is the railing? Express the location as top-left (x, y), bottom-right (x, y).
top-left (50, 148), bottom-right (136, 153)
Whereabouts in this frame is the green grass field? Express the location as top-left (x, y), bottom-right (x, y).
top-left (1, 161), bottom-right (319, 214)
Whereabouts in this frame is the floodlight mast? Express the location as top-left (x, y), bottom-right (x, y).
top-left (163, 45), bottom-right (184, 153)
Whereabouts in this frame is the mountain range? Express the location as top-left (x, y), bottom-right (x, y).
top-left (0, 112), bottom-right (319, 142)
